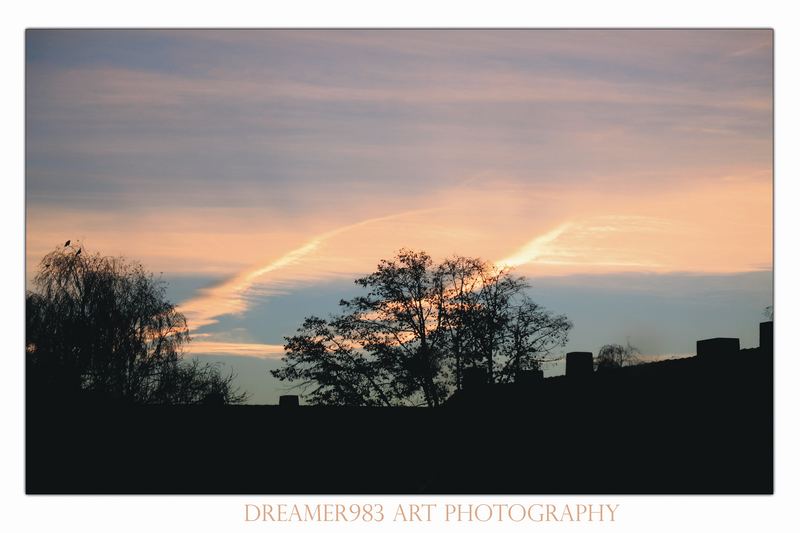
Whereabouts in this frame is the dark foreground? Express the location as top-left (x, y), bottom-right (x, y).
top-left (27, 346), bottom-right (772, 494)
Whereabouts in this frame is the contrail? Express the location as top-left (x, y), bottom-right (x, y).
top-left (496, 216), bottom-right (669, 271)
top-left (496, 223), bottom-right (573, 269)
top-left (178, 208), bottom-right (439, 331)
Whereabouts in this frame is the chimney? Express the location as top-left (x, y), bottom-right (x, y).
top-left (515, 369), bottom-right (544, 387)
top-left (279, 395), bottom-right (300, 407)
top-left (696, 338), bottom-right (740, 362)
top-left (566, 352), bottom-right (593, 377)
top-left (759, 321), bottom-right (773, 355)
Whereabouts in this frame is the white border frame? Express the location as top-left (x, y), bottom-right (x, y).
top-left (3, 2), bottom-right (797, 532)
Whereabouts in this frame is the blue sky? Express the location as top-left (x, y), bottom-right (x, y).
top-left (164, 271), bottom-right (772, 404)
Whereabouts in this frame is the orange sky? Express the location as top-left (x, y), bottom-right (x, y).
top-left (26, 30), bottom-right (772, 364)
top-left (27, 169), bottom-right (771, 341)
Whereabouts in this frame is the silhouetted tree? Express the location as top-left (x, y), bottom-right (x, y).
top-left (272, 249), bottom-right (572, 406)
top-left (272, 316), bottom-right (398, 406)
top-left (594, 341), bottom-right (641, 371)
top-left (495, 296), bottom-right (572, 383)
top-left (314, 249), bottom-right (451, 406)
top-left (26, 243), bottom-right (247, 405)
top-left (437, 256), bottom-right (486, 390)
top-left (437, 257), bottom-right (571, 386)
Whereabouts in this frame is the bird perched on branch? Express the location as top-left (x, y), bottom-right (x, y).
top-left (64, 240), bottom-right (71, 247)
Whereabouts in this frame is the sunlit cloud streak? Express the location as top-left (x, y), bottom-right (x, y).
top-left (499, 216), bottom-right (675, 271)
top-left (177, 209), bottom-right (439, 330)
top-left (498, 223), bottom-right (574, 269)
top-left (170, 173), bottom-right (770, 335)
top-left (186, 341), bottom-right (285, 359)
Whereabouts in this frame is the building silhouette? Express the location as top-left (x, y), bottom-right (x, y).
top-left (27, 321), bottom-right (773, 495)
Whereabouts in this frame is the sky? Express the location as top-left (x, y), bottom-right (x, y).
top-left (25, 29), bottom-right (773, 403)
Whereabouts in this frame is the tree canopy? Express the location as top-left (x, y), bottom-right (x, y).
top-left (594, 342), bottom-right (641, 371)
top-left (26, 243), bottom-right (247, 405)
top-left (272, 249), bottom-right (572, 406)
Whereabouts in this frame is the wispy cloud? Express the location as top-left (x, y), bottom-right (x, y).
top-left (186, 341), bottom-right (285, 359)
top-left (498, 223), bottom-right (574, 269)
top-left (499, 216), bottom-right (673, 271)
top-left (28, 62), bottom-right (771, 123)
top-left (169, 173), bottom-right (771, 335)
top-left (177, 209), bottom-right (439, 330)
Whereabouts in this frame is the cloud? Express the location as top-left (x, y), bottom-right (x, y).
top-left (498, 223), bottom-right (574, 269)
top-left (27, 169), bottom-right (771, 334)
top-left (499, 216), bottom-right (674, 271)
top-left (186, 341), bottom-right (285, 359)
top-left (28, 60), bottom-right (770, 119)
top-left (167, 173), bottom-right (771, 335)
top-left (176, 208), bottom-right (440, 330)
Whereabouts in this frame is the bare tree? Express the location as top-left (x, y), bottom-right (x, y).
top-left (26, 243), bottom-right (247, 405)
top-left (594, 341), bottom-right (641, 371)
top-left (271, 249), bottom-right (572, 406)
top-left (438, 258), bottom-right (571, 386)
top-left (437, 256), bottom-right (486, 390)
top-left (337, 249), bottom-right (451, 407)
top-left (272, 316), bottom-right (397, 406)
top-left (495, 296), bottom-right (572, 383)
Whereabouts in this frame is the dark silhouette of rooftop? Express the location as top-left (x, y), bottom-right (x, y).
top-left (26, 321), bottom-right (773, 495)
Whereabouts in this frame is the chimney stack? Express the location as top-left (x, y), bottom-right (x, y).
top-left (696, 338), bottom-right (740, 362)
top-left (515, 369), bottom-right (544, 387)
top-left (566, 352), bottom-right (593, 377)
top-left (279, 395), bottom-right (300, 407)
top-left (759, 321), bottom-right (773, 355)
